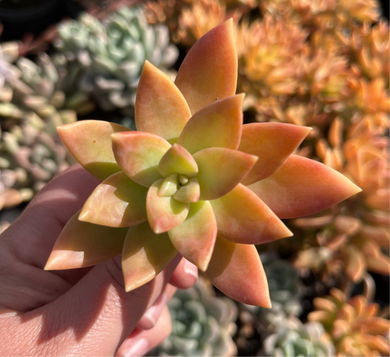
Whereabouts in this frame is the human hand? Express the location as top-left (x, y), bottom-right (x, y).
top-left (0, 164), bottom-right (198, 356)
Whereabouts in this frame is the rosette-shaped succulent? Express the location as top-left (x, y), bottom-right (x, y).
top-left (45, 21), bottom-right (361, 306)
top-left (152, 278), bottom-right (237, 356)
top-left (261, 317), bottom-right (335, 357)
top-left (54, 6), bottom-right (178, 115)
top-left (308, 288), bottom-right (390, 356)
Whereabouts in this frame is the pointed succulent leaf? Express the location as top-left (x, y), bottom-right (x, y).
top-left (135, 61), bottom-right (191, 142)
top-left (239, 123), bottom-right (312, 185)
top-left (173, 178), bottom-right (200, 203)
top-left (248, 155), bottom-right (362, 219)
top-left (79, 172), bottom-right (148, 227)
top-left (204, 237), bottom-right (271, 307)
top-left (168, 201), bottom-right (217, 271)
top-left (158, 144), bottom-right (198, 178)
top-left (345, 245), bottom-right (366, 283)
top-left (147, 179), bottom-right (190, 234)
top-left (177, 94), bottom-right (244, 154)
top-left (210, 184), bottom-right (292, 244)
top-left (58, 120), bottom-right (130, 181)
top-left (112, 131), bottom-right (171, 187)
top-left (193, 148), bottom-right (257, 200)
top-left (122, 222), bottom-right (178, 292)
top-left (44, 210), bottom-right (128, 270)
top-left (174, 20), bottom-right (237, 114)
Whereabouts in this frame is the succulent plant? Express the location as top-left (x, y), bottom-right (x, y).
top-left (151, 277), bottom-right (238, 356)
top-left (0, 42), bottom-right (77, 211)
top-left (308, 288), bottom-right (390, 356)
top-left (44, 20), bottom-right (361, 306)
top-left (53, 6), bottom-right (178, 116)
top-left (261, 317), bottom-right (335, 357)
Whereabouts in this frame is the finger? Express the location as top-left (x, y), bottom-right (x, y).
top-left (136, 284), bottom-right (176, 330)
top-left (116, 306), bottom-right (172, 357)
top-left (169, 257), bottom-right (198, 289)
top-left (15, 254), bottom-right (181, 356)
top-left (3, 164), bottom-right (100, 269)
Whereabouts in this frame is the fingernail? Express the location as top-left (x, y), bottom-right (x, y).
top-left (142, 293), bottom-right (167, 329)
top-left (122, 338), bottom-right (149, 357)
top-left (184, 259), bottom-right (198, 280)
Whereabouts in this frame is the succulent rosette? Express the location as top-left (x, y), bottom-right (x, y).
top-left (45, 20), bottom-right (361, 306)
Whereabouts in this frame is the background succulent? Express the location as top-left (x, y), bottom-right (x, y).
top-left (151, 277), bottom-right (238, 357)
top-left (53, 6), bottom-right (178, 116)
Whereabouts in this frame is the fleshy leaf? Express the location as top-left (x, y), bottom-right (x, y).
top-left (210, 184), bottom-right (292, 244)
top-left (173, 178), bottom-right (200, 203)
top-left (122, 222), bottom-right (178, 292)
top-left (174, 19), bottom-right (237, 114)
top-left (135, 61), bottom-right (191, 142)
top-left (79, 172), bottom-right (148, 227)
top-left (239, 122), bottom-right (312, 185)
top-left (58, 120), bottom-right (130, 181)
top-left (147, 179), bottom-right (190, 234)
top-left (204, 236), bottom-right (271, 307)
top-left (248, 155), bottom-right (362, 219)
top-left (112, 131), bottom-right (171, 187)
top-left (44, 210), bottom-right (128, 270)
top-left (168, 200), bottom-right (217, 271)
top-left (158, 174), bottom-right (179, 197)
top-left (158, 144), bottom-right (198, 178)
top-left (177, 94), bottom-right (244, 154)
top-left (193, 148), bottom-right (257, 200)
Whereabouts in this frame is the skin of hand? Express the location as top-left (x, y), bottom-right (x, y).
top-left (0, 164), bottom-right (198, 356)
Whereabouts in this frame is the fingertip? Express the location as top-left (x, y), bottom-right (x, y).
top-left (169, 258), bottom-right (198, 289)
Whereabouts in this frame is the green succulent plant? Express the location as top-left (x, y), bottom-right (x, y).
top-left (0, 42), bottom-right (77, 210)
top-left (152, 278), bottom-right (238, 356)
top-left (53, 6), bottom-right (179, 116)
top-left (262, 317), bottom-right (335, 357)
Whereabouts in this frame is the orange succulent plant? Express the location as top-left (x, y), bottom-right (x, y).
top-left (44, 20), bottom-right (361, 306)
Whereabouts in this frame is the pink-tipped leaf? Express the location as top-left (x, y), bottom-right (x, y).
top-left (147, 179), bottom-right (190, 234)
top-left (248, 155), bottom-right (362, 219)
top-left (168, 201), bottom-right (217, 271)
top-left (58, 120), bottom-right (130, 181)
top-left (158, 144), bottom-right (198, 178)
top-left (79, 172), bottom-right (148, 227)
top-left (112, 131), bottom-right (171, 187)
top-left (193, 147), bottom-right (257, 200)
top-left (204, 236), bottom-right (271, 307)
top-left (239, 122), bottom-right (312, 185)
top-left (122, 222), bottom-right (178, 292)
top-left (210, 184), bottom-right (292, 244)
top-left (177, 94), bottom-right (244, 154)
top-left (135, 61), bottom-right (191, 142)
top-left (175, 19), bottom-right (237, 114)
top-left (44, 210), bottom-right (128, 270)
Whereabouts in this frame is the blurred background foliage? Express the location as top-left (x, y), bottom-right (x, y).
top-left (0, 0), bottom-right (389, 355)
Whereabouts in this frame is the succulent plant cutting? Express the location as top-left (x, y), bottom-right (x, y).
top-left (44, 20), bottom-right (361, 307)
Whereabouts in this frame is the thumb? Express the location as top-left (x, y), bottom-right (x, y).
top-left (20, 254), bottom-right (181, 356)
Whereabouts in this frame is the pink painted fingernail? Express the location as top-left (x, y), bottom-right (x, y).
top-left (184, 259), bottom-right (198, 280)
top-left (122, 338), bottom-right (149, 357)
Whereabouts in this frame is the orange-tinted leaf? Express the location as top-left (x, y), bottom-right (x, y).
top-left (112, 131), bottom-right (171, 187)
top-left (44, 210), bottom-right (128, 270)
top-left (158, 144), bottom-right (198, 178)
top-left (194, 148), bottom-right (257, 200)
top-left (239, 123), bottom-right (311, 185)
top-left (249, 155), bottom-right (362, 219)
top-left (173, 178), bottom-right (200, 203)
top-left (210, 184), bottom-right (292, 244)
top-left (177, 94), bottom-right (244, 154)
top-left (168, 201), bottom-right (217, 271)
top-left (58, 120), bottom-right (130, 181)
top-left (79, 172), bottom-right (148, 227)
top-left (204, 237), bottom-right (271, 307)
top-left (175, 20), bottom-right (237, 114)
top-left (147, 179), bottom-right (190, 234)
top-left (122, 222), bottom-right (178, 292)
top-left (345, 245), bottom-right (366, 283)
top-left (135, 61), bottom-right (191, 142)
